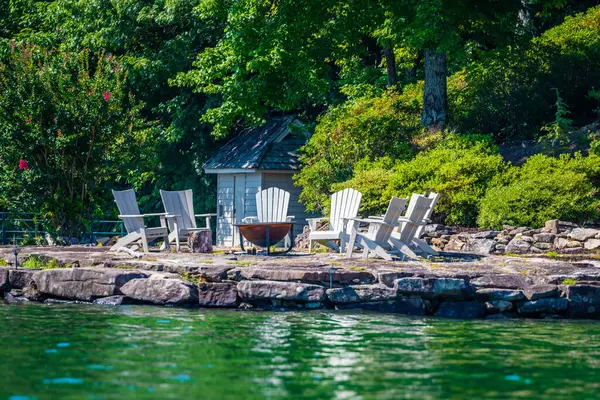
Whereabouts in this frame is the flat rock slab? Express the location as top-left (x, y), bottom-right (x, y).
top-left (486, 300), bottom-right (513, 313)
top-left (198, 283), bottom-right (238, 307)
top-left (476, 288), bottom-right (525, 301)
top-left (395, 277), bottom-right (468, 299)
top-left (470, 274), bottom-right (533, 290)
top-left (120, 278), bottom-right (198, 305)
top-left (435, 301), bottom-right (486, 319)
top-left (33, 268), bottom-right (149, 301)
top-left (326, 285), bottom-right (398, 304)
top-left (230, 268), bottom-right (376, 285)
top-left (237, 281), bottom-right (325, 303)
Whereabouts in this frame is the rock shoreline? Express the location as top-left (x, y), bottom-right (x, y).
top-left (1, 249), bottom-right (599, 320)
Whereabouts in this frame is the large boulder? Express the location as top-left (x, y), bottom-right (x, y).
top-left (465, 239), bottom-right (496, 254)
top-left (237, 281), bottom-right (325, 303)
top-left (566, 285), bottom-right (600, 319)
top-left (9, 269), bottom-right (37, 289)
top-left (434, 301), bottom-right (486, 319)
top-left (523, 285), bottom-right (559, 301)
top-left (33, 268), bottom-right (148, 301)
top-left (470, 274), bottom-right (532, 290)
top-left (326, 285), bottom-right (398, 304)
top-left (198, 283), bottom-right (238, 307)
top-left (395, 277), bottom-right (468, 299)
top-left (584, 239), bottom-right (600, 251)
top-left (505, 239), bottom-right (531, 254)
top-left (568, 228), bottom-right (600, 242)
top-left (336, 297), bottom-right (428, 316)
top-left (120, 277), bottom-right (198, 305)
top-left (518, 298), bottom-right (568, 314)
top-left (486, 300), bottom-right (513, 314)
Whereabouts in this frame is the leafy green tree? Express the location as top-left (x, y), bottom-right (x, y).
top-left (0, 44), bottom-right (157, 238)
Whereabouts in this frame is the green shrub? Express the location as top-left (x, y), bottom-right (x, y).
top-left (295, 87), bottom-right (421, 213)
top-left (478, 153), bottom-right (600, 229)
top-left (332, 157), bottom-right (396, 217)
top-left (384, 134), bottom-right (504, 226)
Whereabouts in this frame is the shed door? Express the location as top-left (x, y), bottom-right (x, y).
top-left (233, 174), bottom-right (246, 246)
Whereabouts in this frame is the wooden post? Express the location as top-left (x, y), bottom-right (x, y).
top-left (189, 230), bottom-right (213, 253)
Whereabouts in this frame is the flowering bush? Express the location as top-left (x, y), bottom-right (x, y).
top-left (0, 44), bottom-right (157, 238)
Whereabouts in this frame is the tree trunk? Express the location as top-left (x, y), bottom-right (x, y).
top-left (383, 47), bottom-right (397, 87)
top-left (421, 50), bottom-right (448, 128)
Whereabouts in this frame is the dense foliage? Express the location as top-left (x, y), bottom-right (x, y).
top-left (295, 88), bottom-right (421, 213)
top-left (384, 135), bottom-right (505, 226)
top-left (0, 44), bottom-right (156, 237)
top-left (1, 0), bottom-right (600, 237)
top-left (478, 154), bottom-right (600, 229)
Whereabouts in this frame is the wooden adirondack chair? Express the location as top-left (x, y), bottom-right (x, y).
top-left (345, 196), bottom-right (407, 260)
top-left (110, 189), bottom-right (170, 254)
top-left (243, 187), bottom-right (294, 223)
top-left (389, 193), bottom-right (439, 259)
top-left (307, 188), bottom-right (362, 253)
top-left (159, 189), bottom-right (216, 251)
top-left (409, 192), bottom-right (440, 256)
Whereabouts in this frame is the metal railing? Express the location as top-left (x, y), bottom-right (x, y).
top-left (0, 212), bottom-right (125, 245)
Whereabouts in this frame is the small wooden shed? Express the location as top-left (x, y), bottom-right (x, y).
top-left (204, 116), bottom-right (311, 247)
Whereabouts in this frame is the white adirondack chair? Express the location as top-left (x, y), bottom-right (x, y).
top-left (345, 196), bottom-right (407, 260)
top-left (409, 192), bottom-right (440, 256)
top-left (160, 189), bottom-right (216, 251)
top-left (243, 187), bottom-right (294, 223)
top-left (306, 188), bottom-right (362, 253)
top-left (389, 193), bottom-right (439, 259)
top-left (110, 189), bottom-right (170, 254)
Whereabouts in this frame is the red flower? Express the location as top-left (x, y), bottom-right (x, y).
top-left (19, 160), bottom-right (30, 171)
top-left (103, 92), bottom-right (111, 101)
top-left (25, 117), bottom-right (32, 124)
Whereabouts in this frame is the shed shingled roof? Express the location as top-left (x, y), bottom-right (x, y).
top-left (204, 116), bottom-right (305, 171)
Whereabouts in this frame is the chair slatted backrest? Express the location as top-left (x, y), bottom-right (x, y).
top-left (330, 188), bottom-right (363, 233)
top-left (398, 194), bottom-right (435, 243)
top-left (414, 192), bottom-right (440, 239)
top-left (256, 187), bottom-right (290, 223)
top-left (160, 189), bottom-right (197, 232)
top-left (112, 189), bottom-right (144, 234)
top-left (374, 196), bottom-right (407, 243)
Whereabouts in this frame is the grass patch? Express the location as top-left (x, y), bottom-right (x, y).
top-left (427, 263), bottom-right (446, 269)
top-left (22, 256), bottom-right (62, 270)
top-left (545, 251), bottom-right (560, 258)
top-left (0, 258), bottom-right (8, 267)
top-left (227, 261), bottom-right (252, 267)
top-left (348, 266), bottom-right (367, 272)
top-left (504, 253), bottom-right (520, 257)
top-left (142, 256), bottom-right (158, 262)
top-left (328, 261), bottom-right (342, 266)
top-left (112, 264), bottom-right (136, 270)
top-left (199, 260), bottom-right (214, 264)
top-left (561, 278), bottom-right (577, 285)
top-left (179, 272), bottom-right (207, 285)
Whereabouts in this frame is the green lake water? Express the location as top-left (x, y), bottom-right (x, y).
top-left (1, 304), bottom-right (599, 400)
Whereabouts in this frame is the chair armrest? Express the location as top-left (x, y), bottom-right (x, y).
top-left (350, 217), bottom-right (399, 227)
top-left (242, 216), bottom-right (258, 223)
top-left (143, 212), bottom-right (168, 217)
top-left (368, 215), bottom-right (384, 219)
top-left (285, 216), bottom-right (295, 222)
top-left (306, 217), bottom-right (330, 222)
top-left (396, 217), bottom-right (427, 227)
top-left (164, 214), bottom-right (180, 219)
top-left (195, 213), bottom-right (217, 217)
